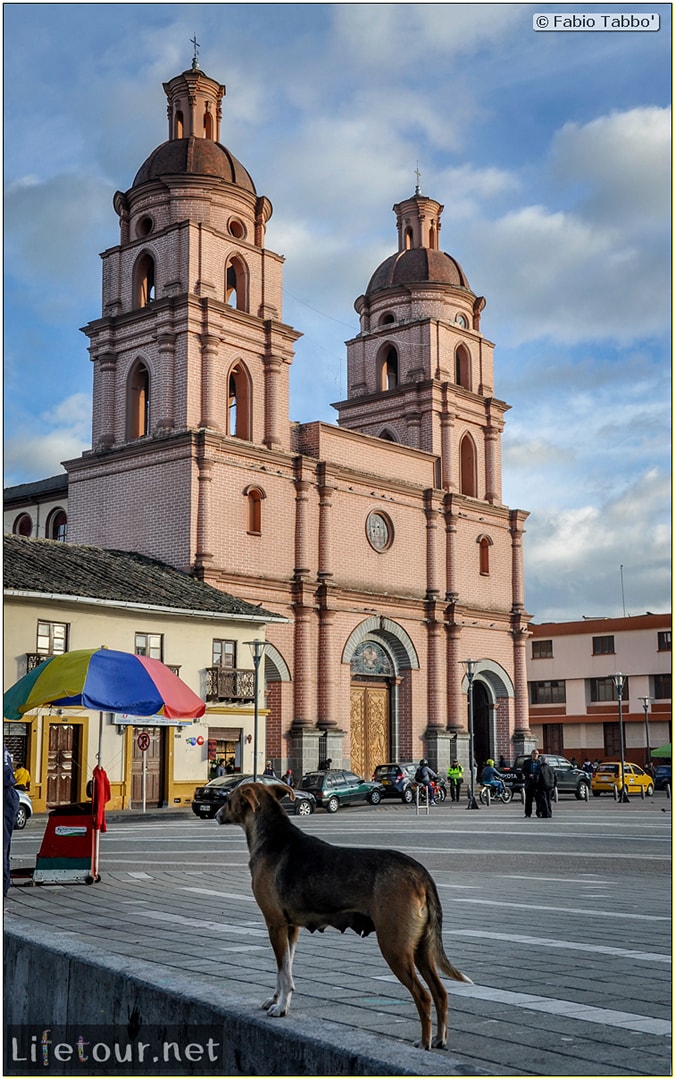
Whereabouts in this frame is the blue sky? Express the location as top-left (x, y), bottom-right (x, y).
top-left (4, 2), bottom-right (671, 622)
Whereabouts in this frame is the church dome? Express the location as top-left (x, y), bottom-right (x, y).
top-left (133, 136), bottom-right (256, 193)
top-left (366, 247), bottom-right (471, 296)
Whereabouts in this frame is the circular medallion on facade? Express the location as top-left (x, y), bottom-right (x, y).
top-left (366, 511), bottom-right (392, 552)
top-left (455, 313), bottom-right (468, 328)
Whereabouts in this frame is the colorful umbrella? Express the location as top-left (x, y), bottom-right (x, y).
top-left (3, 648), bottom-right (206, 721)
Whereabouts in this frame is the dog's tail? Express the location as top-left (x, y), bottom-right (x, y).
top-left (426, 882), bottom-right (474, 985)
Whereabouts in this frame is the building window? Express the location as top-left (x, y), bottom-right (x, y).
top-left (246, 487), bottom-right (264, 534)
top-left (529, 680), bottom-right (566, 705)
top-left (133, 251), bottom-right (155, 308)
top-left (175, 109), bottom-right (184, 138)
top-left (460, 434), bottom-right (477, 497)
top-left (225, 255), bottom-right (248, 311)
top-left (654, 674), bottom-right (671, 700)
top-left (37, 620), bottom-right (68, 656)
top-left (127, 360), bottom-right (150, 439)
top-left (203, 108), bottom-right (213, 139)
top-left (404, 227), bottom-right (413, 250)
top-left (377, 345), bottom-right (398, 391)
top-left (658, 631), bottom-right (671, 652)
top-left (532, 640), bottom-right (553, 659)
top-left (478, 535), bottom-right (491, 575)
top-left (212, 640), bottom-right (236, 668)
top-left (13, 513), bottom-right (33, 537)
top-left (590, 676), bottom-right (628, 703)
top-left (135, 633), bottom-right (163, 660)
top-left (47, 508), bottom-right (68, 542)
top-left (592, 635), bottom-right (615, 655)
top-left (455, 344), bottom-right (471, 390)
top-left (227, 363), bottom-right (252, 440)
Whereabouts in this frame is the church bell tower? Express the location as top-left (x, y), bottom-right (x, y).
top-left (335, 186), bottom-right (507, 503)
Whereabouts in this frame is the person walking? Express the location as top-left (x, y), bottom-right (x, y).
top-left (522, 748), bottom-right (541, 818)
top-left (4, 746), bottom-right (19, 898)
top-left (536, 756), bottom-right (556, 817)
top-left (446, 759), bottom-right (464, 802)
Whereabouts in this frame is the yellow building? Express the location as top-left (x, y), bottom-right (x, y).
top-left (4, 535), bottom-right (286, 812)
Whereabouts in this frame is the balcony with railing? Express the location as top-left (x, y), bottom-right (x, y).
top-left (205, 667), bottom-right (255, 703)
top-left (25, 653), bottom-right (181, 677)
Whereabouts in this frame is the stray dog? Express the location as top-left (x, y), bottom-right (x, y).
top-left (215, 782), bottom-right (472, 1050)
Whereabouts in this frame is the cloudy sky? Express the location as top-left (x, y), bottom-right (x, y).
top-left (4, 2), bottom-right (671, 622)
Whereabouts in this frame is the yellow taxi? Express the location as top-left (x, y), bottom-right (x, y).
top-left (591, 762), bottom-right (655, 797)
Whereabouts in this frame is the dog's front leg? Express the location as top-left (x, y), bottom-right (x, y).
top-left (262, 924), bottom-right (299, 1017)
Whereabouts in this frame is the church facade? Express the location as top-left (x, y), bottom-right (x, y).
top-left (64, 60), bottom-right (534, 780)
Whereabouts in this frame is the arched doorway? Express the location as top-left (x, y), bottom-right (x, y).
top-left (472, 681), bottom-right (491, 768)
top-left (349, 641), bottom-right (392, 779)
top-left (343, 619), bottom-right (420, 779)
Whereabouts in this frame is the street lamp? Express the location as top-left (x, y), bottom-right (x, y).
top-left (639, 696), bottom-right (652, 769)
top-left (461, 659), bottom-right (480, 810)
top-left (613, 672), bottom-right (629, 803)
top-left (246, 639), bottom-right (266, 781)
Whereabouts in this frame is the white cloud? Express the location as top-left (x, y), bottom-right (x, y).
top-left (4, 394), bottom-right (91, 488)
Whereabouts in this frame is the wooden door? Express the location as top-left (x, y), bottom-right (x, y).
top-left (47, 723), bottom-right (80, 805)
top-left (350, 685), bottom-right (390, 779)
top-left (131, 727), bottom-right (165, 808)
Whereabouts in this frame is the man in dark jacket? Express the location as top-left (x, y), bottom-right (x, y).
top-left (522, 748), bottom-right (541, 818)
top-left (536, 756), bottom-right (556, 818)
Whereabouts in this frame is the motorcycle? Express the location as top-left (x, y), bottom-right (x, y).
top-left (478, 778), bottom-right (513, 805)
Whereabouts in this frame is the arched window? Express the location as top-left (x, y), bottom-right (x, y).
top-left (379, 312), bottom-right (395, 327)
top-left (428, 224), bottom-right (436, 249)
top-left (478, 535), bottom-right (492, 575)
top-left (203, 109), bottom-right (213, 139)
top-left (47, 508), bottom-right (68, 542)
top-left (460, 434), bottom-right (477, 497)
top-left (245, 486), bottom-right (265, 534)
top-left (133, 252), bottom-right (155, 308)
top-left (175, 110), bottom-right (184, 138)
top-left (225, 255), bottom-right (248, 312)
top-left (404, 227), bottom-right (413, 250)
top-left (227, 362), bottom-right (252, 440)
top-left (378, 345), bottom-right (398, 391)
top-left (127, 360), bottom-right (150, 439)
top-left (455, 344), bottom-right (471, 390)
top-left (13, 513), bottom-right (32, 537)
top-left (378, 428), bottom-right (397, 442)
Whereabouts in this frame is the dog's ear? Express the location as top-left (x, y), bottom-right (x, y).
top-left (237, 784), bottom-right (262, 814)
top-left (269, 782), bottom-right (294, 803)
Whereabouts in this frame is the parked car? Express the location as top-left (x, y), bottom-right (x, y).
top-left (15, 790), bottom-right (32, 830)
top-left (591, 762), bottom-right (655, 797)
top-left (371, 762), bottom-right (418, 803)
top-left (654, 764), bottom-right (671, 791)
top-left (505, 754), bottom-right (591, 799)
top-left (300, 769), bottom-right (385, 813)
top-left (192, 774), bottom-right (316, 819)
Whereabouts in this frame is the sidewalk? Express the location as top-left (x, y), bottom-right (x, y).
top-left (5, 869), bottom-right (493, 1077)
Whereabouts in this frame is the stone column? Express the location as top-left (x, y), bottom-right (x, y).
top-left (443, 493), bottom-right (458, 603)
top-left (484, 425), bottom-right (499, 504)
top-left (317, 598), bottom-right (337, 729)
top-left (317, 465), bottom-right (334, 581)
top-left (194, 439), bottom-right (213, 573)
top-left (511, 622), bottom-right (533, 752)
top-left (200, 333), bottom-right (220, 430)
top-left (446, 621), bottom-right (467, 734)
top-left (440, 401), bottom-right (455, 491)
top-left (510, 510), bottom-right (527, 613)
top-left (154, 331), bottom-right (175, 435)
top-left (293, 461), bottom-right (311, 578)
top-left (95, 351), bottom-right (117, 449)
top-left (263, 353), bottom-right (283, 449)
top-left (424, 491), bottom-right (440, 600)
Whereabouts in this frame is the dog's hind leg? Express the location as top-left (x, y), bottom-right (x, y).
top-left (377, 937), bottom-right (434, 1050)
top-left (414, 944), bottom-right (449, 1049)
top-left (262, 923), bottom-right (299, 1017)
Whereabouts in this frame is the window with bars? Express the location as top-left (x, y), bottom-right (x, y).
top-left (592, 635), bottom-right (615, 655)
top-left (532, 640), bottom-right (553, 659)
top-left (212, 640), bottom-right (236, 668)
top-left (36, 620), bottom-right (68, 656)
top-left (135, 633), bottom-right (163, 660)
top-left (529, 680), bottom-right (566, 705)
top-left (590, 676), bottom-right (628, 703)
